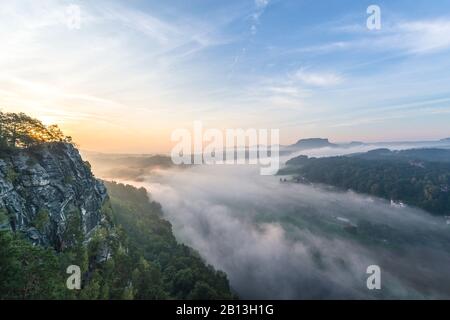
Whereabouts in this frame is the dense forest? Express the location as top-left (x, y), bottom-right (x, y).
top-left (280, 149), bottom-right (450, 216)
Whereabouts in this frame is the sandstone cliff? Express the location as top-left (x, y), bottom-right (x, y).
top-left (0, 142), bottom-right (110, 249)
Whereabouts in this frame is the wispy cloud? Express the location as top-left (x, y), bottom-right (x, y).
top-left (250, 0), bottom-right (270, 34)
top-left (398, 19), bottom-right (450, 54)
top-left (294, 69), bottom-right (343, 87)
top-left (299, 18), bottom-right (450, 56)
top-left (0, 1), bottom-right (235, 118)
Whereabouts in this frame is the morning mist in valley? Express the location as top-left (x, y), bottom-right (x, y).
top-left (86, 145), bottom-right (450, 299)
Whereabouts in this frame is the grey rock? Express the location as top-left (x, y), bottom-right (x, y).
top-left (0, 142), bottom-right (110, 249)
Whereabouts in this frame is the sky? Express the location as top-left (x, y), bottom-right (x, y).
top-left (1, 0), bottom-right (450, 153)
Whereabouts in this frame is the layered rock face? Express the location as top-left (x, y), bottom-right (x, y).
top-left (0, 142), bottom-right (109, 249)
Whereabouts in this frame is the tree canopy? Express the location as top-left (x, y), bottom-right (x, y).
top-left (0, 111), bottom-right (72, 149)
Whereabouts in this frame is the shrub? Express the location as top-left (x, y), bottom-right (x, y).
top-left (34, 209), bottom-right (50, 232)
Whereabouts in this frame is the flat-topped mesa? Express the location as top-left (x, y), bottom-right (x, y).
top-left (0, 142), bottom-right (111, 250)
top-left (292, 138), bottom-right (336, 149)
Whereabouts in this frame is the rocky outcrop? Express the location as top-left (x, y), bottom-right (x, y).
top-left (0, 142), bottom-right (110, 249)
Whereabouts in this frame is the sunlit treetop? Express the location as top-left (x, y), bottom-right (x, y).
top-left (0, 111), bottom-right (73, 149)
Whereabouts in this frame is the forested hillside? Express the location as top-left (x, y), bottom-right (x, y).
top-left (280, 149), bottom-right (450, 216)
top-left (105, 181), bottom-right (235, 299)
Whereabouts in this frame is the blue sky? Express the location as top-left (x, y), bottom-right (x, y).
top-left (1, 0), bottom-right (450, 152)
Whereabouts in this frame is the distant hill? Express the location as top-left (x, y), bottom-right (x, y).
top-left (288, 138), bottom-right (337, 150)
top-left (280, 138), bottom-right (366, 157)
top-left (349, 148), bottom-right (450, 163)
top-left (282, 137), bottom-right (450, 155)
top-left (82, 152), bottom-right (173, 181)
top-left (280, 148), bottom-right (450, 216)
